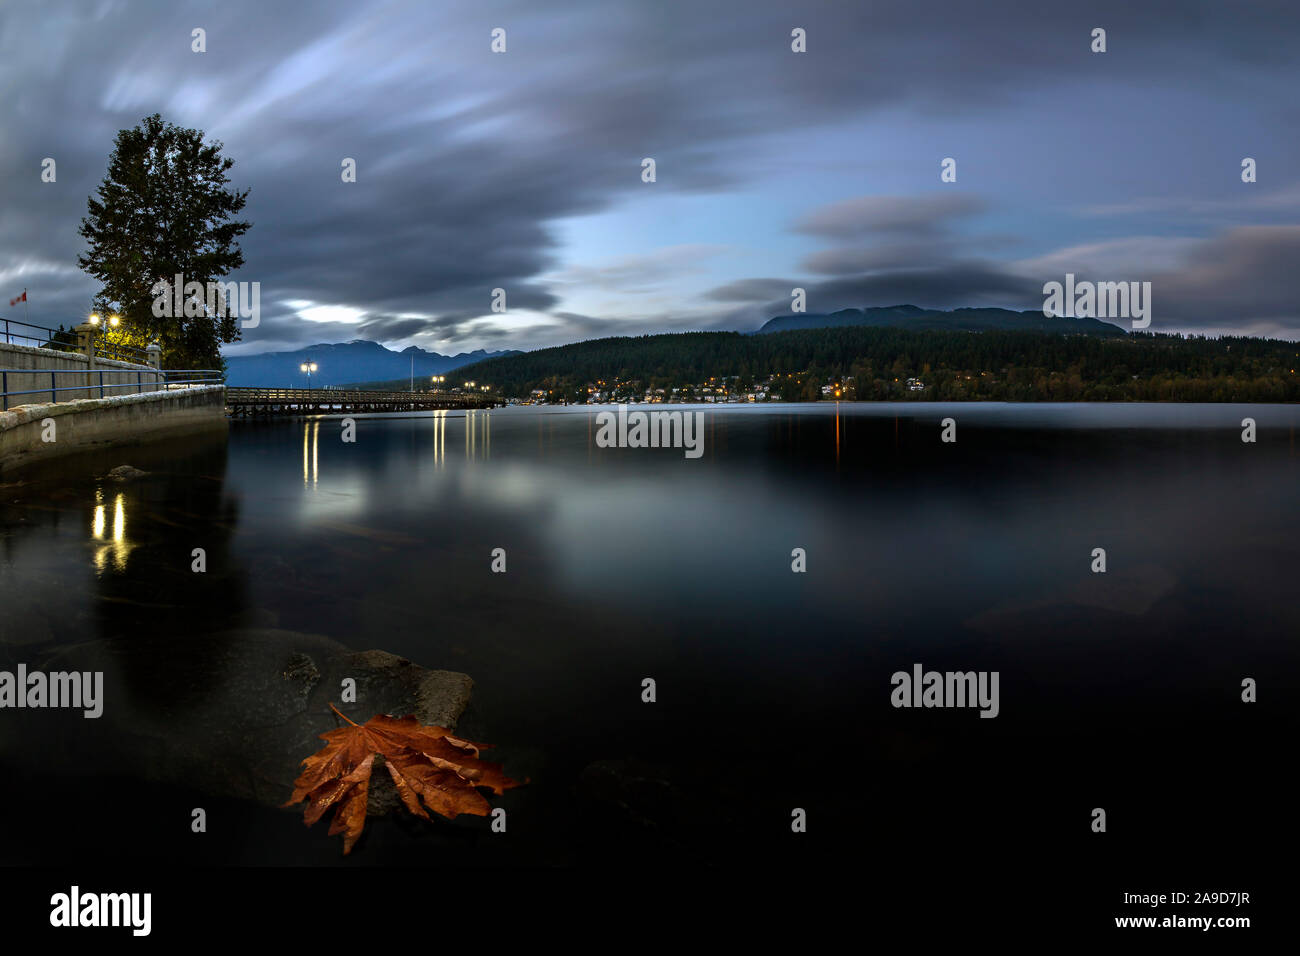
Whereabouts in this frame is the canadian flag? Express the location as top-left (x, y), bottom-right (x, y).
top-left (9, 291), bottom-right (26, 307)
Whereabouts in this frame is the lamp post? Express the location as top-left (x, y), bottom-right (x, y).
top-left (84, 312), bottom-right (121, 363)
top-left (431, 375), bottom-right (445, 392)
top-left (301, 361), bottom-right (318, 388)
top-left (87, 312), bottom-right (122, 338)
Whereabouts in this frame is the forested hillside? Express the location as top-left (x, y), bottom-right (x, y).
top-left (450, 327), bottom-right (1300, 402)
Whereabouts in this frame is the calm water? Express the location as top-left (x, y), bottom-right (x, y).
top-left (1, 403), bottom-right (1297, 873)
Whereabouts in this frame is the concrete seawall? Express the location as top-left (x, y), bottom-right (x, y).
top-left (0, 341), bottom-right (164, 407)
top-left (0, 386), bottom-right (227, 474)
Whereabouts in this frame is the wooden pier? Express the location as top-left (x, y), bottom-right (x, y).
top-left (225, 387), bottom-right (497, 417)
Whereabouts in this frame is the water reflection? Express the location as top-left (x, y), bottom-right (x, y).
top-left (91, 487), bottom-right (132, 574)
top-left (4, 404), bottom-right (1297, 868)
top-left (464, 409), bottom-right (490, 460)
top-left (297, 411), bottom-right (487, 484)
top-left (302, 420), bottom-right (320, 486)
top-left (432, 409), bottom-right (447, 468)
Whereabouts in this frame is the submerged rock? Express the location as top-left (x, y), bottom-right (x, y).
top-left (104, 465), bottom-right (149, 481)
top-left (36, 628), bottom-right (473, 815)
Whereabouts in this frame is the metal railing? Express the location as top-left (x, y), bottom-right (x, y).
top-left (0, 368), bottom-right (224, 411)
top-left (1, 318), bottom-right (79, 352)
top-left (2, 317), bottom-right (153, 363)
top-left (95, 340), bottom-right (151, 363)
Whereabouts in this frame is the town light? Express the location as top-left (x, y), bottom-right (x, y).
top-left (88, 313), bottom-right (101, 326)
top-left (108, 315), bottom-right (121, 328)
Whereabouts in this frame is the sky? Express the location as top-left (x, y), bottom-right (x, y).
top-left (1, 0), bottom-right (1298, 356)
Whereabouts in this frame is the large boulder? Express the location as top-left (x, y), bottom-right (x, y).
top-left (34, 628), bottom-right (473, 815)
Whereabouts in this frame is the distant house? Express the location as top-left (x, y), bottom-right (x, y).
top-left (906, 377), bottom-right (925, 392)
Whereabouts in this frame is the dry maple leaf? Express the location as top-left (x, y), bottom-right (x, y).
top-left (284, 703), bottom-right (521, 854)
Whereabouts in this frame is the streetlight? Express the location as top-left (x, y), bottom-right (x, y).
top-left (431, 375), bottom-right (445, 391)
top-left (86, 312), bottom-right (121, 355)
top-left (300, 361), bottom-right (318, 387)
top-left (87, 312), bottom-right (121, 329)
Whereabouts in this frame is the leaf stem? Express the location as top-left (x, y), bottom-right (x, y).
top-left (329, 702), bottom-right (360, 726)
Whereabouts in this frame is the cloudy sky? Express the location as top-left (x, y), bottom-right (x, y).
top-left (2, 0), bottom-right (1298, 356)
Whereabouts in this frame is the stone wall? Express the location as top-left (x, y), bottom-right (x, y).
top-left (0, 385), bottom-right (227, 474)
top-left (0, 342), bottom-right (163, 408)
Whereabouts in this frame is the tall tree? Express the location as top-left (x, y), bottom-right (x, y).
top-left (78, 113), bottom-right (251, 369)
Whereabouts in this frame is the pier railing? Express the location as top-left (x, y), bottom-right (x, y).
top-left (0, 368), bottom-right (224, 411)
top-left (226, 386), bottom-right (496, 415)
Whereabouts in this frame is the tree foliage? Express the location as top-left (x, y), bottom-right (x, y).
top-left (78, 113), bottom-right (251, 369)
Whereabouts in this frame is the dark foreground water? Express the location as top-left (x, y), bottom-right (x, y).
top-left (1, 404), bottom-right (1296, 886)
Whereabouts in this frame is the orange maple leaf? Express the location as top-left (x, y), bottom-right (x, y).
top-left (284, 703), bottom-right (521, 854)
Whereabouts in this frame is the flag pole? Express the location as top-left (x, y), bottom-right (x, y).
top-left (23, 288), bottom-right (28, 327)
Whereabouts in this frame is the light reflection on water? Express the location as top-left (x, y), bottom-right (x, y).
top-left (1, 404), bottom-right (1297, 866)
top-left (91, 487), bottom-right (131, 575)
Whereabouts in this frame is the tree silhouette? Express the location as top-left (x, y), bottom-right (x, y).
top-left (78, 113), bottom-right (251, 369)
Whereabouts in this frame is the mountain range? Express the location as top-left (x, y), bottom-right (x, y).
top-left (224, 305), bottom-right (1128, 388)
top-left (222, 340), bottom-right (520, 388)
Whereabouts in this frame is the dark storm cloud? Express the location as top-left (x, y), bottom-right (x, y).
top-left (709, 226), bottom-right (1300, 338)
top-left (709, 261), bottom-right (1044, 332)
top-left (794, 195), bottom-right (986, 241)
top-left (709, 192), bottom-right (1029, 322)
top-left (1147, 226), bottom-right (1300, 336)
top-left (793, 196), bottom-right (985, 275)
top-left (2, 0), bottom-right (1298, 351)
top-left (802, 244), bottom-right (949, 276)
top-left (704, 278), bottom-right (797, 303)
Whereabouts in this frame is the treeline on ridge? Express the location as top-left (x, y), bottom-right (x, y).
top-left (444, 326), bottom-right (1300, 402)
